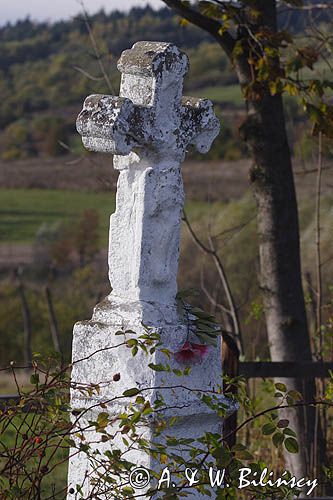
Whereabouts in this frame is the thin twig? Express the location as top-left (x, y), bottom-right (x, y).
top-left (182, 210), bottom-right (243, 354)
top-left (77, 0), bottom-right (115, 94)
top-left (200, 268), bottom-right (231, 315)
top-left (73, 65), bottom-right (105, 81)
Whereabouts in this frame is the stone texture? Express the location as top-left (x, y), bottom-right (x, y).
top-left (68, 41), bottom-right (226, 499)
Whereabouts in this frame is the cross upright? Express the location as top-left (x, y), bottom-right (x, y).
top-left (77, 41), bottom-right (220, 306)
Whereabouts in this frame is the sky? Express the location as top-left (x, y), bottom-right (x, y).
top-left (1, 0), bottom-right (162, 25)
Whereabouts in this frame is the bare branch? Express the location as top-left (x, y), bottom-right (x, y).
top-left (73, 65), bottom-right (105, 81)
top-left (77, 0), bottom-right (116, 93)
top-left (200, 268), bottom-right (231, 315)
top-left (280, 3), bottom-right (333, 11)
top-left (162, 0), bottom-right (236, 57)
top-left (182, 210), bottom-right (243, 354)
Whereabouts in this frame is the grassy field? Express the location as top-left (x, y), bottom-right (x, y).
top-left (193, 56), bottom-right (333, 106)
top-left (0, 189), bottom-right (223, 246)
top-left (0, 189), bottom-right (116, 245)
top-left (193, 84), bottom-right (243, 106)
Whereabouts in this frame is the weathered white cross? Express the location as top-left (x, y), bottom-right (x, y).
top-left (68, 42), bottom-right (225, 498)
top-left (77, 41), bottom-right (220, 305)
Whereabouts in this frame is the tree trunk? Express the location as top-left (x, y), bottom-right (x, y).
top-left (229, 0), bottom-right (320, 480)
top-left (222, 332), bottom-right (239, 448)
top-left (240, 89), bottom-right (316, 477)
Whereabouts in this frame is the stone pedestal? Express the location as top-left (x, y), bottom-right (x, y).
top-left (68, 296), bottom-right (224, 497)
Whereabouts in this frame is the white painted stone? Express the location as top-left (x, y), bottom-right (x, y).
top-left (68, 41), bottom-right (229, 499)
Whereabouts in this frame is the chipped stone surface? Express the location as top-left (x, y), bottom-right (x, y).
top-left (76, 41), bottom-right (219, 303)
top-left (68, 42), bottom-right (226, 498)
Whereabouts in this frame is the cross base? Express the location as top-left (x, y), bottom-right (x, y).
top-left (67, 296), bottom-right (228, 498)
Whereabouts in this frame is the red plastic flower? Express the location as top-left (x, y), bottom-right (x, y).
top-left (174, 341), bottom-right (209, 365)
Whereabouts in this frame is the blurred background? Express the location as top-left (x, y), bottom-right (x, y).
top-left (0, 1), bottom-right (332, 371)
top-left (0, 1), bottom-right (333, 496)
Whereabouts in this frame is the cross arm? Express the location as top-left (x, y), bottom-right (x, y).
top-left (181, 96), bottom-right (220, 154)
top-left (76, 94), bottom-right (138, 155)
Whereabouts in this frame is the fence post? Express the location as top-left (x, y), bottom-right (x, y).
top-left (222, 331), bottom-right (240, 447)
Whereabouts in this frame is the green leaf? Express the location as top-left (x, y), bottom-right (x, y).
top-left (184, 366), bottom-right (191, 376)
top-left (9, 486), bottom-right (22, 496)
top-left (285, 437), bottom-right (299, 454)
top-left (97, 412), bottom-right (109, 429)
top-left (123, 388), bottom-right (140, 397)
top-left (237, 450), bottom-right (253, 460)
top-left (190, 307), bottom-right (215, 321)
top-left (122, 486), bottom-right (135, 495)
top-left (283, 428), bottom-right (297, 437)
top-left (286, 395), bottom-right (294, 406)
top-left (272, 432), bottom-right (284, 448)
top-left (288, 390), bottom-right (303, 401)
top-left (195, 332), bottom-right (217, 346)
top-left (173, 369), bottom-right (183, 376)
top-left (232, 443), bottom-right (246, 452)
top-left (30, 373), bottom-right (39, 385)
top-left (131, 346), bottom-right (138, 357)
top-left (148, 363), bottom-right (167, 372)
top-left (220, 447), bottom-right (232, 467)
top-left (196, 322), bottom-right (217, 333)
top-left (262, 422), bottom-right (276, 435)
top-left (131, 411), bottom-right (141, 424)
top-left (275, 382), bottom-right (287, 392)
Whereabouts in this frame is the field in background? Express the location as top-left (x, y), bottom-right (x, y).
top-left (0, 189), bottom-right (115, 245)
top-left (193, 84), bottom-right (243, 106)
top-left (1, 153), bottom-right (332, 275)
top-left (0, 156), bottom-right (332, 368)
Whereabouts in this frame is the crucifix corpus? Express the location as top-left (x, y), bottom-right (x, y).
top-left (68, 41), bottom-right (230, 498)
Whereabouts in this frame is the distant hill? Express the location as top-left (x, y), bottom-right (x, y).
top-left (0, 6), bottom-right (246, 161)
top-left (0, 4), bottom-right (327, 161)
top-left (0, 6), bottom-right (214, 128)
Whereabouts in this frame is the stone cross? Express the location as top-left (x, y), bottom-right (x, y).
top-left (68, 42), bottom-right (226, 499)
top-left (77, 41), bottom-right (219, 305)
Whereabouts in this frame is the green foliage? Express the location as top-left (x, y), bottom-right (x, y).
top-left (0, 334), bottom-right (321, 498)
top-left (186, 42), bottom-right (235, 90)
top-left (0, 7), bottom-right (210, 128)
top-left (2, 6), bottom-right (328, 160)
top-left (0, 119), bottom-right (34, 160)
top-left (0, 116), bottom-right (69, 160)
